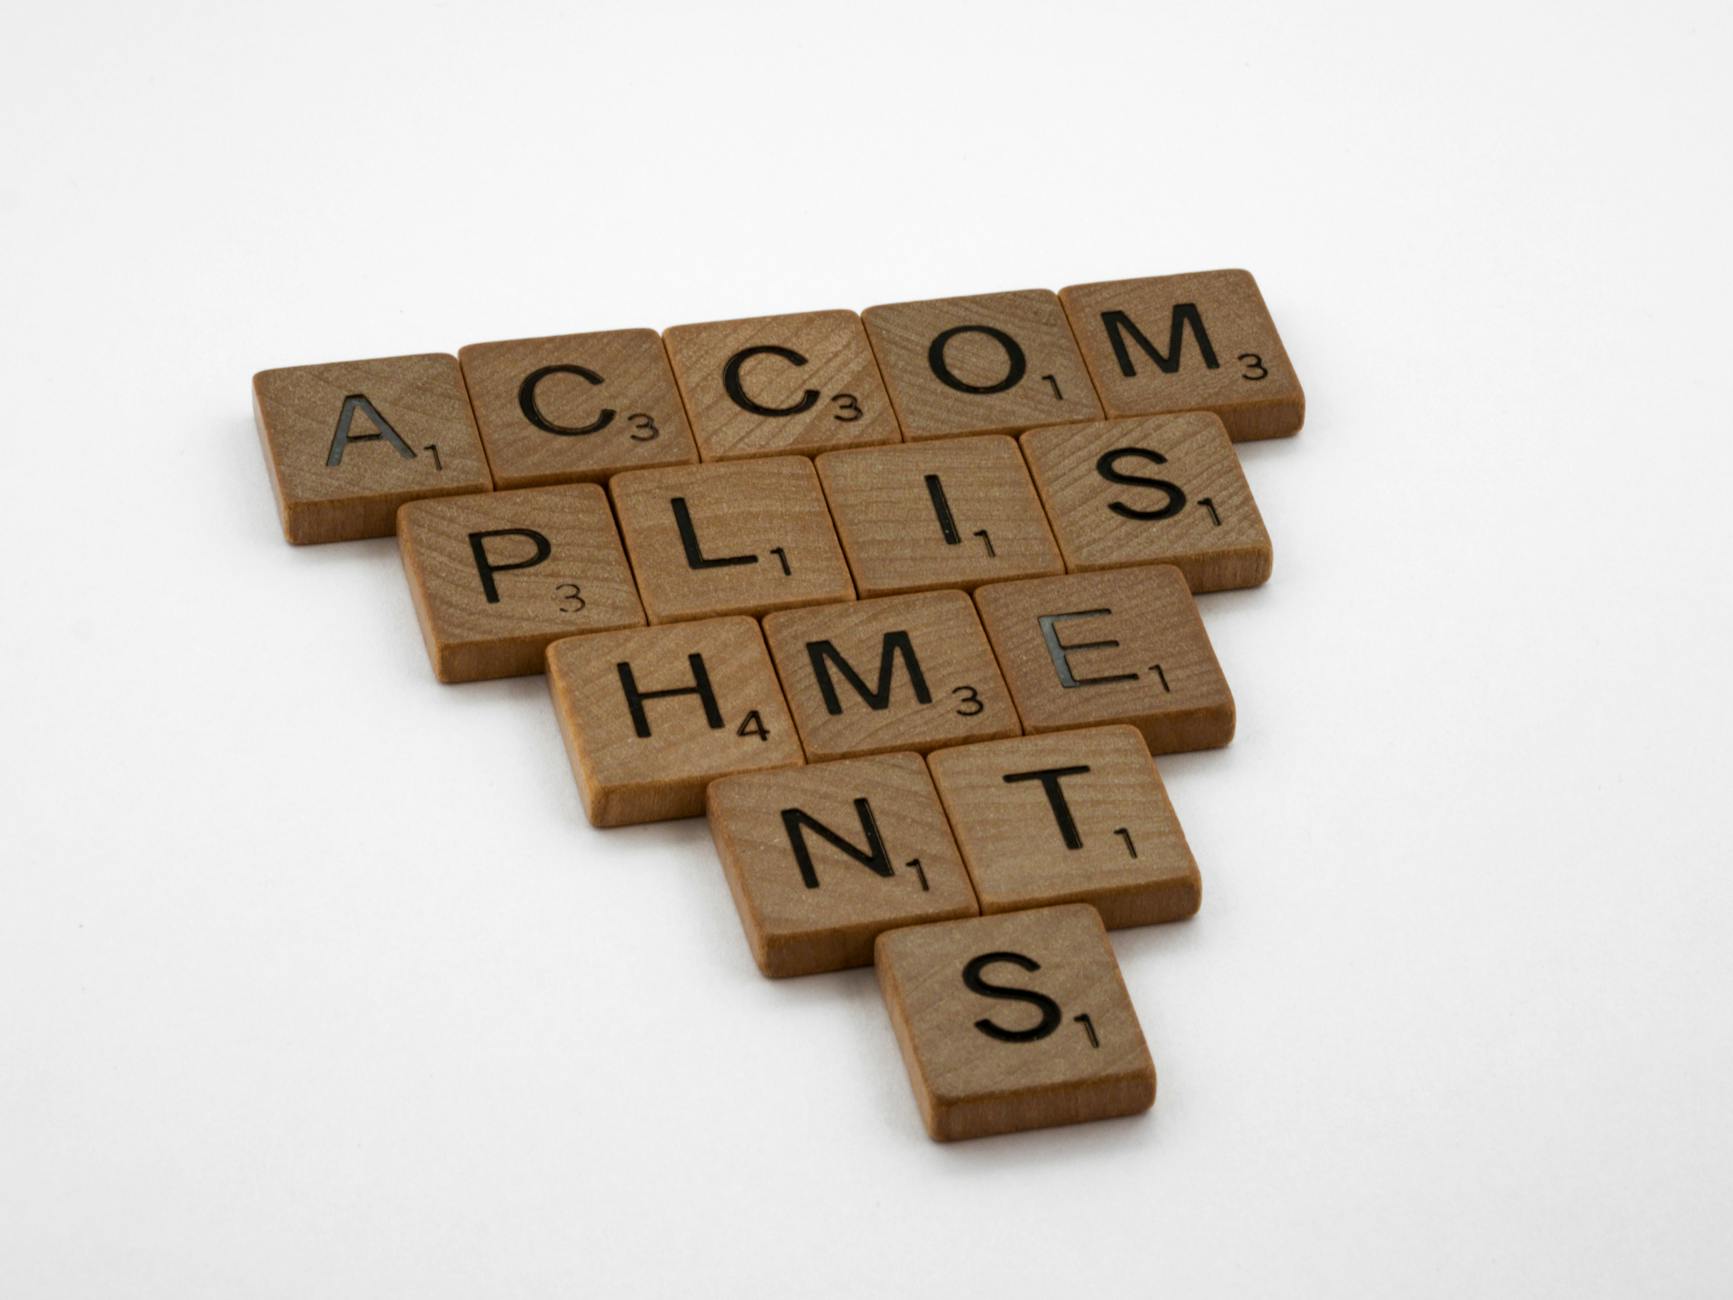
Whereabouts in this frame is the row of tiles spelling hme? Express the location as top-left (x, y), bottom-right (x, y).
top-left (255, 271), bottom-right (1301, 545)
top-left (252, 271), bottom-right (1298, 1141)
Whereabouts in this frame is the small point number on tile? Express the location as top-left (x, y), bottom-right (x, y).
top-left (904, 858), bottom-right (929, 891)
top-left (1238, 352), bottom-right (1268, 381)
top-left (627, 412), bottom-right (659, 441)
top-left (1074, 1013), bottom-right (1100, 1048)
top-left (951, 684), bottom-right (984, 717)
top-left (1114, 827), bottom-right (1138, 859)
top-left (737, 710), bottom-right (770, 742)
top-left (830, 393), bottom-right (863, 423)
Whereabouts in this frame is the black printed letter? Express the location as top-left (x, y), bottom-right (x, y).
top-left (1001, 765), bottom-right (1092, 850)
top-left (1096, 447), bottom-right (1186, 520)
top-left (722, 345), bottom-right (820, 417)
top-left (1100, 304), bottom-right (1219, 377)
top-left (518, 364), bottom-right (615, 436)
top-left (962, 951), bottom-right (1063, 1043)
top-left (616, 654), bottom-right (724, 738)
top-left (326, 394), bottom-right (416, 465)
top-left (780, 799), bottom-right (893, 890)
top-left (468, 528), bottom-right (552, 603)
top-left (927, 324), bottom-right (1027, 395)
top-left (806, 632), bottom-right (932, 715)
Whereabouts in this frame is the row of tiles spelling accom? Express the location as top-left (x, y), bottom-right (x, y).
top-left (256, 271), bottom-right (1303, 543)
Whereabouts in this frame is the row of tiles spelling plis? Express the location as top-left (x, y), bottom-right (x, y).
top-left (255, 271), bottom-right (1301, 544)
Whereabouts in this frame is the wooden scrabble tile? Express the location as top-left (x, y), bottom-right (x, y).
top-left (1059, 270), bottom-right (1304, 440)
top-left (457, 329), bottom-right (698, 488)
top-left (1020, 412), bottom-right (1272, 591)
top-left (546, 616), bottom-right (803, 827)
top-left (707, 753), bottom-right (978, 978)
top-left (761, 590), bottom-right (1019, 762)
top-left (815, 435), bottom-right (1063, 598)
top-left (610, 457), bottom-right (854, 624)
top-left (253, 353), bottom-right (492, 544)
top-left (926, 726), bottom-right (1200, 928)
top-left (862, 289), bottom-right (1103, 440)
top-left (876, 903), bottom-right (1156, 1141)
top-left (663, 310), bottom-right (900, 461)
top-left (973, 565), bottom-right (1234, 754)
top-left (397, 484), bottom-right (645, 683)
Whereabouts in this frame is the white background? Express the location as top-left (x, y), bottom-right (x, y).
top-left (3, 1), bottom-right (1730, 1295)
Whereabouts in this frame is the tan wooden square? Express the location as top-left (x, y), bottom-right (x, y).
top-left (876, 904), bottom-right (1156, 1141)
top-left (926, 726), bottom-right (1201, 928)
top-left (457, 329), bottom-right (698, 488)
top-left (762, 591), bottom-right (1018, 762)
top-left (973, 565), bottom-right (1234, 754)
top-left (707, 753), bottom-right (978, 978)
top-left (253, 353), bottom-right (492, 544)
top-left (610, 457), bottom-right (854, 624)
top-left (1020, 412), bottom-right (1272, 591)
top-left (397, 484), bottom-right (645, 683)
top-left (862, 289), bottom-right (1102, 440)
top-left (815, 435), bottom-right (1063, 598)
top-left (1059, 270), bottom-right (1304, 440)
top-left (546, 616), bottom-right (803, 827)
top-left (663, 309), bottom-right (900, 461)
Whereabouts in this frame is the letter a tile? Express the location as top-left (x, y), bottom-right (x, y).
top-left (762, 591), bottom-right (1019, 762)
top-left (973, 565), bottom-right (1234, 754)
top-left (876, 904), bottom-right (1156, 1141)
top-left (1059, 270), bottom-right (1304, 440)
top-left (253, 353), bottom-right (492, 543)
top-left (707, 754), bottom-right (978, 977)
top-left (397, 484), bottom-right (644, 683)
top-left (547, 616), bottom-right (803, 826)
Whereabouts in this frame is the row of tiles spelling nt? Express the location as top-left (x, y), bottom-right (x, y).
top-left (256, 271), bottom-right (1303, 544)
top-left (540, 566), bottom-right (1232, 826)
top-left (707, 724), bottom-right (1198, 978)
top-left (402, 423), bottom-right (1268, 681)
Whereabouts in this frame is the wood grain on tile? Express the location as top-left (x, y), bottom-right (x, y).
top-left (1020, 412), bottom-right (1272, 590)
top-left (546, 616), bottom-right (803, 826)
top-left (926, 726), bottom-right (1200, 928)
top-left (610, 457), bottom-right (854, 624)
top-left (663, 310), bottom-right (900, 461)
top-left (816, 435), bottom-right (1063, 598)
top-left (1059, 270), bottom-right (1303, 440)
top-left (397, 484), bottom-right (644, 683)
top-left (458, 329), bottom-right (698, 488)
top-left (876, 903), bottom-right (1156, 1141)
top-left (762, 590), bottom-right (1019, 762)
top-left (707, 753), bottom-right (978, 977)
top-left (973, 565), bottom-right (1234, 754)
top-left (862, 289), bottom-right (1102, 441)
top-left (254, 353), bottom-right (491, 544)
